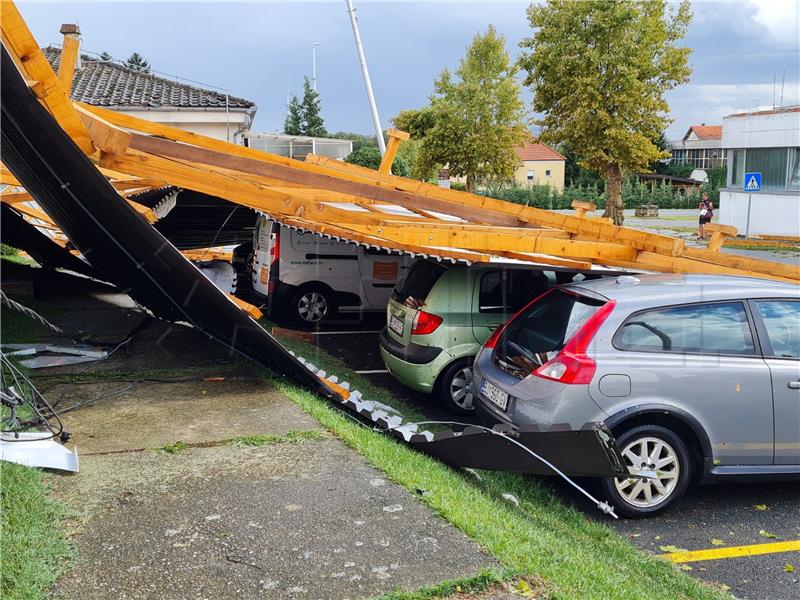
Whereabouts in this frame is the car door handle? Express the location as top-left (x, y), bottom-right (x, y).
top-left (789, 381), bottom-right (800, 390)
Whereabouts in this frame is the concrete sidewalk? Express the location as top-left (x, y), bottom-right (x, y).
top-left (14, 276), bottom-right (496, 599)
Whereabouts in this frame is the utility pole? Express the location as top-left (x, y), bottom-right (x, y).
top-left (345, 0), bottom-right (386, 154)
top-left (312, 42), bottom-right (321, 91)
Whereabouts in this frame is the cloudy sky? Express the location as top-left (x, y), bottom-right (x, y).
top-left (18, 0), bottom-right (800, 140)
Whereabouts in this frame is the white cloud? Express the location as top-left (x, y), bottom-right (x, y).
top-left (747, 0), bottom-right (799, 45)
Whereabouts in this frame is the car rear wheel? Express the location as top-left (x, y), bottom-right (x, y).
top-left (291, 285), bottom-right (334, 325)
top-left (436, 358), bottom-right (476, 414)
top-left (600, 425), bottom-right (691, 518)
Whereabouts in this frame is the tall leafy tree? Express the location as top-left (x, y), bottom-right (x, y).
top-left (125, 52), bottom-right (150, 72)
top-left (411, 26), bottom-right (527, 193)
top-left (519, 0), bottom-right (692, 224)
top-left (300, 76), bottom-right (327, 137)
top-left (99, 51), bottom-right (113, 62)
top-left (283, 94), bottom-right (303, 135)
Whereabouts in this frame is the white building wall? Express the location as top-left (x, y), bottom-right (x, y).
top-left (722, 110), bottom-right (800, 148)
top-left (720, 190), bottom-right (800, 237)
top-left (115, 108), bottom-right (251, 143)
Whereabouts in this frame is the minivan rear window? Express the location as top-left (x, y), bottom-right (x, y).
top-left (494, 289), bottom-right (606, 376)
top-left (391, 259), bottom-right (447, 305)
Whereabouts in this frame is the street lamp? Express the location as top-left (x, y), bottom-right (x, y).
top-left (312, 42), bottom-right (321, 91)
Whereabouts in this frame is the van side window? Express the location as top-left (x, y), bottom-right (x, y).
top-left (479, 270), bottom-right (549, 313)
top-left (615, 301), bottom-right (755, 355)
top-left (754, 300), bottom-right (800, 359)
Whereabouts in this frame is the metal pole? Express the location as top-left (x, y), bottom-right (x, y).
top-left (345, 0), bottom-right (386, 154)
top-left (312, 43), bottom-right (321, 91)
top-left (745, 193), bottom-right (752, 240)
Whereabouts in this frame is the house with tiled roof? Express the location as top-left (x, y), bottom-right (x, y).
top-left (513, 141), bottom-right (566, 191)
top-left (669, 124), bottom-right (726, 170)
top-left (43, 38), bottom-right (257, 143)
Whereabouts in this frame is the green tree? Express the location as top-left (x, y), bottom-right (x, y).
top-left (99, 51), bottom-right (113, 62)
top-left (283, 94), bottom-right (303, 135)
top-left (519, 0), bottom-right (692, 224)
top-left (412, 26), bottom-right (528, 193)
top-left (344, 147), bottom-right (410, 178)
top-left (329, 131), bottom-right (378, 152)
top-left (125, 52), bottom-right (150, 72)
top-left (300, 76), bottom-right (326, 137)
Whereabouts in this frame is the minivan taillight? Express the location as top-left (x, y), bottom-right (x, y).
top-left (532, 299), bottom-right (616, 385)
top-left (411, 310), bottom-right (443, 335)
top-left (269, 230), bottom-right (280, 265)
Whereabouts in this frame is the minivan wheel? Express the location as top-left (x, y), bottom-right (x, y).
top-left (291, 286), bottom-right (334, 325)
top-left (600, 425), bottom-right (691, 518)
top-left (436, 359), bottom-right (476, 414)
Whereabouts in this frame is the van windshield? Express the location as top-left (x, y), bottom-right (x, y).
top-left (494, 289), bottom-right (606, 376)
top-left (391, 259), bottom-right (447, 306)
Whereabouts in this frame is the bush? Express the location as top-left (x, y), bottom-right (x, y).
top-left (1, 244), bottom-right (20, 257)
top-left (344, 146), bottom-right (410, 177)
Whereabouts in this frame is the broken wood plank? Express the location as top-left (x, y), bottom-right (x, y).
top-left (379, 129), bottom-right (410, 174)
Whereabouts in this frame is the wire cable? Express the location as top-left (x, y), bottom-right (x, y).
top-left (399, 420), bottom-right (619, 518)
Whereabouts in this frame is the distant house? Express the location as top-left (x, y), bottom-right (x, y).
top-left (669, 124), bottom-right (726, 169)
top-left (43, 45), bottom-right (257, 143)
top-left (513, 142), bottom-right (566, 191)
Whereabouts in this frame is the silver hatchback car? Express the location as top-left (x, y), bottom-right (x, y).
top-left (473, 274), bottom-right (800, 517)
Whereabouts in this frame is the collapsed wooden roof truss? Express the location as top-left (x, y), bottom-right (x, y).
top-left (1, 0), bottom-right (798, 285)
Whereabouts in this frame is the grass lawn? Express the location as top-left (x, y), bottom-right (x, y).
top-left (0, 463), bottom-right (72, 600)
top-left (266, 329), bottom-right (732, 600)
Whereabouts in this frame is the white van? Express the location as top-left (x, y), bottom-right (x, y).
top-left (252, 216), bottom-right (411, 324)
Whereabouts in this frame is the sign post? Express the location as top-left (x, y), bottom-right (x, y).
top-left (743, 172), bottom-right (761, 239)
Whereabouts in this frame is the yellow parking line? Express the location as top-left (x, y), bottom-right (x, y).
top-left (662, 540), bottom-right (800, 563)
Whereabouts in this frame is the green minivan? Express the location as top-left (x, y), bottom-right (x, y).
top-left (380, 258), bottom-right (572, 413)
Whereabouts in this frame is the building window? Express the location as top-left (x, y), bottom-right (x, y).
top-left (545, 169), bottom-right (551, 177)
top-left (745, 148), bottom-right (788, 190)
top-left (789, 148), bottom-right (800, 190)
top-left (727, 147), bottom-right (799, 190)
top-left (527, 170), bottom-right (534, 181)
top-left (730, 149), bottom-right (745, 187)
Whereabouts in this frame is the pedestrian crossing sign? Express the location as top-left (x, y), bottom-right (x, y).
top-left (744, 172), bottom-right (761, 192)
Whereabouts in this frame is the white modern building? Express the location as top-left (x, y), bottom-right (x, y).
top-left (719, 106), bottom-right (800, 237)
top-left (243, 133), bottom-right (353, 160)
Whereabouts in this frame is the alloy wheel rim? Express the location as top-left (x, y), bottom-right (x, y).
top-left (449, 367), bottom-right (474, 410)
top-left (614, 436), bottom-right (680, 508)
top-left (298, 292), bottom-right (327, 323)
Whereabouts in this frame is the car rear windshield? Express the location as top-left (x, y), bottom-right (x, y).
top-left (391, 259), bottom-right (447, 305)
top-left (493, 289), bottom-right (607, 376)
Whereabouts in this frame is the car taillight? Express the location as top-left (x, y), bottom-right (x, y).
top-left (269, 230), bottom-right (280, 265)
top-left (532, 299), bottom-right (616, 385)
top-left (411, 310), bottom-right (443, 335)
top-left (484, 288), bottom-right (556, 349)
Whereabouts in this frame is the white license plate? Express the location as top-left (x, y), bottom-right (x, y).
top-left (389, 315), bottom-right (404, 336)
top-left (480, 379), bottom-right (509, 410)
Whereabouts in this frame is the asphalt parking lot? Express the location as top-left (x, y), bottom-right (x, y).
top-left (289, 314), bottom-right (799, 600)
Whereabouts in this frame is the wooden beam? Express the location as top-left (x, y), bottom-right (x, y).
top-left (74, 104), bottom-right (131, 155)
top-left (0, 164), bottom-right (20, 186)
top-left (490, 251), bottom-right (594, 270)
top-left (57, 24), bottom-right (80, 93)
top-left (703, 223), bottom-right (737, 253)
top-left (278, 217), bottom-right (492, 264)
top-left (306, 154), bottom-right (687, 256)
top-left (571, 200), bottom-right (597, 218)
top-left (125, 132), bottom-right (530, 228)
top-left (342, 223), bottom-right (639, 262)
top-left (227, 294), bottom-right (263, 320)
top-left (0, 190), bottom-right (31, 204)
top-left (378, 129), bottom-right (410, 174)
top-left (0, 1), bottom-right (94, 153)
top-left (182, 249), bottom-right (234, 262)
top-left (683, 246), bottom-right (800, 282)
top-left (98, 150), bottom-right (395, 227)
